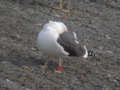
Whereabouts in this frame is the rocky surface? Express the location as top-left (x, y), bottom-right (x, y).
top-left (0, 0), bottom-right (120, 90)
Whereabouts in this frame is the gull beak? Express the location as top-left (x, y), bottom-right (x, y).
top-left (35, 24), bottom-right (42, 27)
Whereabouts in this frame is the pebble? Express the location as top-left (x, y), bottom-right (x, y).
top-left (105, 34), bottom-right (111, 39)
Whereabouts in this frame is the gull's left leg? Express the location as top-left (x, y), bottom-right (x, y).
top-left (53, 0), bottom-right (70, 14)
top-left (55, 57), bottom-right (63, 73)
top-left (60, 0), bottom-right (63, 10)
top-left (40, 61), bottom-right (48, 70)
top-left (53, 0), bottom-right (63, 10)
top-left (62, 0), bottom-right (70, 14)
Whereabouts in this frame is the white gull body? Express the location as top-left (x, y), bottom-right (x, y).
top-left (37, 21), bottom-right (88, 58)
top-left (37, 21), bottom-right (69, 57)
top-left (37, 21), bottom-right (89, 73)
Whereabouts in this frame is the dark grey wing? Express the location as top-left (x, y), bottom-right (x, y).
top-left (57, 31), bottom-right (85, 57)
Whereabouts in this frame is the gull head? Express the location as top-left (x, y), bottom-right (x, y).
top-left (43, 21), bottom-right (68, 34)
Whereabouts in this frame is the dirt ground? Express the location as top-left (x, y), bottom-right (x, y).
top-left (0, 0), bottom-right (120, 90)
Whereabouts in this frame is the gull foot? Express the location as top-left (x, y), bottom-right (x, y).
top-left (55, 70), bottom-right (63, 74)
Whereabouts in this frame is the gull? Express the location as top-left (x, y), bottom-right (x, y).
top-left (36, 21), bottom-right (90, 73)
top-left (53, 0), bottom-right (70, 14)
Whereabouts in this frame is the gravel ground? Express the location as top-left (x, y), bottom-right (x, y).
top-left (0, 0), bottom-right (120, 90)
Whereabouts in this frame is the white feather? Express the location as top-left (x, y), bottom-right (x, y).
top-left (83, 45), bottom-right (88, 58)
top-left (37, 21), bottom-right (69, 57)
top-left (72, 32), bottom-right (79, 44)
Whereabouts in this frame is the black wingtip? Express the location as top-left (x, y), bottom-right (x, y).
top-left (88, 50), bottom-right (96, 56)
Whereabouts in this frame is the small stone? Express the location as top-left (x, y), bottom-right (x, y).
top-left (31, 47), bottom-right (36, 51)
top-left (105, 50), bottom-right (113, 55)
top-left (98, 46), bottom-right (104, 50)
top-left (105, 35), bottom-right (111, 39)
top-left (23, 66), bottom-right (32, 71)
top-left (54, 14), bottom-right (61, 18)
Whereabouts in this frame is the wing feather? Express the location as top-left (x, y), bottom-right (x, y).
top-left (57, 31), bottom-right (85, 56)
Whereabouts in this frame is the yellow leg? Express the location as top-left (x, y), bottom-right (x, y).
top-left (52, 0), bottom-right (70, 14)
top-left (60, 0), bottom-right (63, 9)
top-left (61, 0), bottom-right (70, 14)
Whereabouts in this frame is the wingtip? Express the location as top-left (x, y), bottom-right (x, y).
top-left (83, 45), bottom-right (88, 58)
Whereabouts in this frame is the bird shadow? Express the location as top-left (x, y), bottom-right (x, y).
top-left (0, 56), bottom-right (58, 71)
